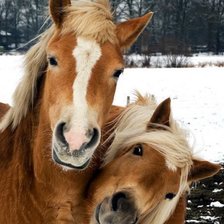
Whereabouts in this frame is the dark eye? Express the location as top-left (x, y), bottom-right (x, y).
top-left (133, 144), bottom-right (143, 156)
top-left (165, 193), bottom-right (176, 200)
top-left (48, 57), bottom-right (58, 66)
top-left (113, 69), bottom-right (123, 80)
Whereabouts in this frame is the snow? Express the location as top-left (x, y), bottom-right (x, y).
top-left (213, 189), bottom-right (223, 193)
top-left (200, 216), bottom-right (219, 221)
top-left (0, 30), bottom-right (12, 36)
top-left (0, 55), bottom-right (224, 163)
top-left (190, 54), bottom-right (224, 66)
top-left (186, 220), bottom-right (201, 223)
top-left (0, 55), bottom-right (24, 104)
top-left (127, 54), bottom-right (224, 67)
top-left (210, 202), bottom-right (224, 208)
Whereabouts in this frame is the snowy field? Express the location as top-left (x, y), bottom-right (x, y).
top-left (127, 53), bottom-right (224, 68)
top-left (0, 55), bottom-right (224, 163)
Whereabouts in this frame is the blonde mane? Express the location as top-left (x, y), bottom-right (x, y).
top-left (63, 0), bottom-right (116, 43)
top-left (104, 93), bottom-right (193, 224)
top-left (0, 0), bottom-right (115, 131)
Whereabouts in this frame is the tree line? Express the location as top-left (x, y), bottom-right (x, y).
top-left (0, 0), bottom-right (224, 55)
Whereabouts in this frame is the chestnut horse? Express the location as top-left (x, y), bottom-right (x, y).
top-left (86, 95), bottom-right (221, 224)
top-left (0, 0), bottom-right (153, 222)
top-left (0, 99), bottom-right (220, 224)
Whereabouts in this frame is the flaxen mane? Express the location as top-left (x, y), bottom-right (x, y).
top-left (63, 0), bottom-right (116, 43)
top-left (104, 93), bottom-right (194, 224)
top-left (0, 0), bottom-right (115, 131)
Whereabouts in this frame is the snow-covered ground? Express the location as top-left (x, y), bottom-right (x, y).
top-left (127, 54), bottom-right (224, 67)
top-left (0, 55), bottom-right (224, 163)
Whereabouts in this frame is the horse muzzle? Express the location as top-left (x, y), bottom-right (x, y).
top-left (52, 122), bottom-right (100, 169)
top-left (94, 191), bottom-right (138, 224)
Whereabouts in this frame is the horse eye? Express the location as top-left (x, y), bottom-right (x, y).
top-left (133, 145), bottom-right (143, 156)
top-left (165, 193), bottom-right (176, 200)
top-left (48, 57), bottom-right (58, 66)
top-left (113, 69), bottom-right (123, 80)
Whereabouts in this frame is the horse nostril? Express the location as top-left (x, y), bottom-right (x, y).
top-left (86, 128), bottom-right (99, 148)
top-left (86, 128), bottom-right (94, 139)
top-left (55, 122), bottom-right (67, 145)
top-left (133, 216), bottom-right (138, 224)
top-left (95, 202), bottom-right (101, 223)
top-left (111, 192), bottom-right (127, 212)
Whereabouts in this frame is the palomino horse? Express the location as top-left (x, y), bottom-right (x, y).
top-left (0, 0), bottom-right (153, 222)
top-left (86, 95), bottom-right (221, 224)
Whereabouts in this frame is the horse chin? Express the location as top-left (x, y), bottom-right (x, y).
top-left (52, 148), bottom-right (91, 170)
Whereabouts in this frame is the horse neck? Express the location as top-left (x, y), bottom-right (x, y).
top-left (92, 105), bottom-right (125, 166)
top-left (0, 102), bottom-right (39, 192)
top-left (0, 75), bottom-right (50, 185)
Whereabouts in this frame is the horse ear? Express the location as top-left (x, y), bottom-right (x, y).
top-left (116, 12), bottom-right (153, 51)
top-left (147, 98), bottom-right (171, 129)
top-left (49, 0), bottom-right (71, 28)
top-left (188, 159), bottom-right (221, 182)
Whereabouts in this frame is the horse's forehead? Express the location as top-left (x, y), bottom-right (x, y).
top-left (47, 33), bottom-right (123, 68)
top-left (144, 144), bottom-right (165, 162)
top-left (72, 37), bottom-right (123, 65)
top-left (47, 33), bottom-right (76, 53)
top-left (100, 41), bottom-right (123, 60)
top-left (73, 37), bottom-right (102, 65)
top-left (142, 144), bottom-right (178, 172)
top-left (138, 146), bottom-right (180, 188)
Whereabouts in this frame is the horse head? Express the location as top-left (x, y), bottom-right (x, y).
top-left (88, 96), bottom-right (221, 223)
top-left (0, 0), bottom-right (153, 170)
top-left (45, 0), bottom-right (153, 169)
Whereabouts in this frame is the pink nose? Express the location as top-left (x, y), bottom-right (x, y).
top-left (55, 123), bottom-right (100, 153)
top-left (64, 129), bottom-right (87, 151)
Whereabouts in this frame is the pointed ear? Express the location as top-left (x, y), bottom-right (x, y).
top-left (147, 98), bottom-right (171, 129)
top-left (49, 0), bottom-right (71, 28)
top-left (116, 12), bottom-right (153, 51)
top-left (188, 159), bottom-right (221, 182)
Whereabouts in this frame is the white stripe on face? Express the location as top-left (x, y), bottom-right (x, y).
top-left (72, 37), bottom-right (102, 131)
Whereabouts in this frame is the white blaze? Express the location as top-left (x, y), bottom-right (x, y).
top-left (72, 37), bottom-right (101, 131)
